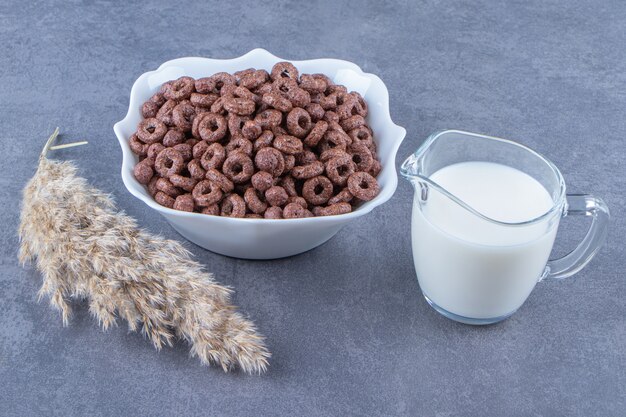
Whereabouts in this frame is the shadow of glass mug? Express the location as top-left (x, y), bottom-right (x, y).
top-left (401, 130), bottom-right (610, 325)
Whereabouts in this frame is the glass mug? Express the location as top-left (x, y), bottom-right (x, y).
top-left (401, 130), bottom-right (609, 325)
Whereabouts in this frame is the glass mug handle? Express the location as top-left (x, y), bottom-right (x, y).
top-left (544, 194), bottom-right (610, 280)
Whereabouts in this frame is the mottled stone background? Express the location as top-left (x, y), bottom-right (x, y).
top-left (1, 1), bottom-right (624, 415)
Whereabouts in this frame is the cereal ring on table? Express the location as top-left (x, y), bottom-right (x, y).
top-left (274, 135), bottom-right (303, 155)
top-left (129, 133), bottom-right (148, 157)
top-left (156, 99), bottom-right (177, 126)
top-left (172, 143), bottom-right (192, 161)
top-left (155, 191), bottom-right (175, 208)
top-left (349, 143), bottom-right (374, 172)
top-left (200, 143), bottom-right (226, 170)
top-left (142, 101), bottom-right (160, 118)
top-left (222, 153), bottom-right (254, 184)
top-left (265, 186), bottom-right (289, 207)
top-left (244, 187), bottom-right (268, 214)
top-left (190, 92), bottom-right (219, 108)
top-left (172, 101), bottom-right (196, 132)
top-left (226, 136), bottom-right (253, 157)
top-left (296, 148), bottom-right (318, 166)
top-left (147, 143), bottom-right (165, 163)
top-left (169, 174), bottom-right (197, 192)
top-left (325, 154), bottom-right (356, 186)
top-left (187, 159), bottom-right (206, 180)
top-left (250, 171), bottom-right (274, 192)
top-left (254, 109), bottom-right (282, 129)
top-left (347, 172), bottom-right (380, 201)
top-left (348, 126), bottom-right (374, 147)
top-left (137, 118), bottom-right (167, 144)
top-left (192, 180), bottom-right (223, 207)
top-left (264, 206), bottom-right (283, 219)
top-left (254, 147), bottom-right (285, 177)
top-left (239, 69), bottom-right (269, 90)
top-left (283, 202), bottom-right (308, 218)
top-left (340, 115), bottom-right (366, 132)
top-left (280, 175), bottom-right (297, 197)
top-left (320, 147), bottom-right (349, 163)
top-left (195, 77), bottom-right (216, 94)
top-left (209, 72), bottom-right (236, 94)
top-left (197, 113), bottom-right (227, 142)
top-left (147, 177), bottom-right (159, 197)
top-left (291, 161), bottom-right (324, 180)
top-left (155, 148), bottom-right (184, 178)
top-left (133, 161), bottom-right (153, 185)
top-left (287, 196), bottom-right (308, 209)
top-left (328, 188), bottom-right (354, 205)
top-left (163, 128), bottom-right (186, 147)
top-left (156, 177), bottom-right (181, 197)
top-left (305, 103), bottom-right (325, 121)
top-left (319, 202), bottom-right (352, 216)
top-left (369, 159), bottom-right (382, 177)
top-left (163, 76), bottom-right (195, 101)
top-left (271, 61), bottom-right (299, 81)
top-left (286, 107), bottom-right (312, 138)
top-left (284, 154), bottom-right (296, 173)
top-left (302, 176), bottom-right (333, 205)
top-left (201, 204), bottom-right (220, 216)
top-left (192, 140), bottom-right (209, 160)
top-left (323, 111), bottom-right (340, 124)
top-left (262, 92), bottom-right (293, 112)
top-left (241, 120), bottom-right (262, 140)
top-left (223, 96), bottom-right (255, 116)
top-left (150, 92), bottom-right (166, 107)
top-left (220, 193), bottom-right (246, 218)
top-left (205, 168), bottom-right (234, 193)
top-left (254, 130), bottom-right (274, 152)
top-left (303, 120), bottom-right (329, 147)
top-left (173, 194), bottom-right (195, 212)
top-left (299, 74), bottom-right (327, 93)
top-left (233, 86), bottom-right (261, 104)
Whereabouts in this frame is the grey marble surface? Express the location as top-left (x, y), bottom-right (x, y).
top-left (1, 1), bottom-right (624, 416)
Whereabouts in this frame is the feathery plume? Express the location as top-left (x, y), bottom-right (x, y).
top-left (18, 129), bottom-right (270, 374)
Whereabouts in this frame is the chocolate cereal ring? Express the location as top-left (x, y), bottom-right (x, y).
top-left (156, 99), bottom-right (177, 126)
top-left (264, 206), bottom-right (283, 219)
top-left (241, 120), bottom-right (262, 140)
top-left (192, 140), bottom-right (209, 160)
top-left (286, 107), bottom-right (312, 138)
top-left (254, 109), bottom-right (282, 129)
top-left (142, 101), bottom-right (160, 118)
top-left (155, 148), bottom-right (184, 178)
top-left (133, 160), bottom-right (153, 185)
top-left (223, 96), bottom-right (256, 116)
top-left (147, 177), bottom-right (159, 197)
top-left (320, 147), bottom-right (349, 163)
top-left (233, 86), bottom-right (261, 103)
top-left (262, 92), bottom-right (293, 112)
top-left (149, 92), bottom-right (166, 107)
top-left (328, 188), bottom-right (354, 205)
top-left (302, 176), bottom-right (333, 205)
top-left (251, 171), bottom-right (274, 192)
top-left (348, 126), bottom-right (374, 147)
top-left (244, 187), bottom-right (268, 214)
top-left (347, 172), bottom-right (379, 201)
top-left (287, 196), bottom-right (308, 208)
top-left (273, 135), bottom-right (303, 155)
top-left (271, 61), bottom-right (299, 81)
top-left (172, 143), bottom-right (192, 161)
top-left (291, 161), bottom-right (324, 180)
top-left (322, 111), bottom-right (339, 124)
top-left (222, 153), bottom-right (254, 183)
top-left (137, 118), bottom-right (167, 144)
top-left (129, 133), bottom-right (148, 157)
top-left (239, 69), bottom-right (269, 90)
top-left (280, 175), bottom-right (297, 197)
top-left (205, 168), bottom-right (234, 193)
top-left (163, 76), bottom-right (195, 101)
top-left (194, 77), bottom-right (216, 94)
top-left (172, 100), bottom-right (196, 132)
top-left (155, 191), bottom-right (175, 208)
top-left (201, 204), bottom-right (220, 216)
top-left (305, 103), bottom-right (325, 121)
top-left (296, 148), bottom-right (318, 166)
top-left (220, 194), bottom-right (246, 218)
top-left (340, 115), bottom-right (366, 132)
top-left (283, 202), bottom-right (308, 218)
top-left (200, 143), bottom-right (226, 170)
top-left (254, 147), bottom-right (285, 177)
top-left (225, 136), bottom-right (253, 157)
top-left (265, 186), bottom-right (289, 207)
top-left (190, 92), bottom-right (219, 108)
top-left (169, 174), bottom-right (197, 192)
top-left (349, 143), bottom-right (374, 172)
top-left (156, 177), bottom-right (181, 197)
top-left (254, 130), bottom-right (274, 152)
top-left (227, 114), bottom-right (250, 137)
top-left (303, 120), bottom-right (329, 147)
top-left (187, 159), bottom-right (206, 180)
top-left (146, 143), bottom-right (165, 163)
top-left (173, 194), bottom-right (195, 212)
top-left (284, 154), bottom-right (296, 173)
top-left (325, 154), bottom-right (356, 186)
top-left (197, 113), bottom-right (227, 142)
top-left (192, 180), bottom-right (223, 207)
top-left (319, 202), bottom-right (352, 216)
top-left (163, 128), bottom-right (186, 147)
top-left (209, 72), bottom-right (236, 94)
top-left (299, 74), bottom-right (327, 93)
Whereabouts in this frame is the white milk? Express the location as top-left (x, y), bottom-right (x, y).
top-left (411, 162), bottom-right (559, 319)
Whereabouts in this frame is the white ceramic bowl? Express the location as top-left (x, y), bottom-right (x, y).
top-left (114, 49), bottom-right (406, 259)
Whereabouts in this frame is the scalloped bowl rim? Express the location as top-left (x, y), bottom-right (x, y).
top-left (114, 48), bottom-right (406, 225)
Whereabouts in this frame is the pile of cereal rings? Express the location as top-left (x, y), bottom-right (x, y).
top-left (131, 61), bottom-right (381, 219)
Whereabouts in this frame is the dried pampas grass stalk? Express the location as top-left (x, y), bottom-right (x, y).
top-left (18, 128), bottom-right (270, 374)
